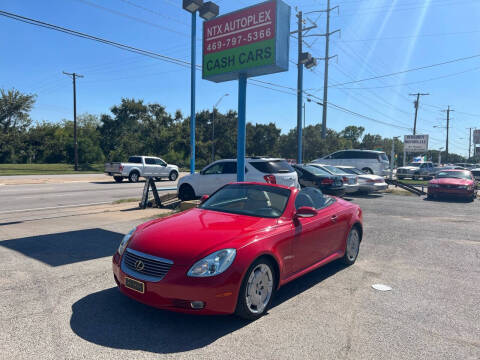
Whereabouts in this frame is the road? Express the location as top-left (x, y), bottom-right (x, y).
top-left (0, 175), bottom-right (180, 215)
top-left (0, 193), bottom-right (479, 359)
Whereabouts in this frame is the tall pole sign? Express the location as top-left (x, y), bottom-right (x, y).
top-left (203, 0), bottom-right (290, 181)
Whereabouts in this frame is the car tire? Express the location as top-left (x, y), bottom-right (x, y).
top-left (341, 227), bottom-right (361, 266)
top-left (235, 257), bottom-right (277, 320)
top-left (169, 171), bottom-right (179, 181)
top-left (178, 184), bottom-right (195, 201)
top-left (128, 171), bottom-right (140, 183)
top-left (113, 176), bottom-right (123, 183)
top-left (362, 168), bottom-right (373, 174)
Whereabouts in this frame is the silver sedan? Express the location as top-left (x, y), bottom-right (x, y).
top-left (308, 164), bottom-right (360, 194)
top-left (336, 166), bottom-right (388, 193)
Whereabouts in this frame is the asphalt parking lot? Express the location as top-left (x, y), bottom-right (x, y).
top-left (0, 193), bottom-right (479, 360)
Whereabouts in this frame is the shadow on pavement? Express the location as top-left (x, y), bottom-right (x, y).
top-left (347, 193), bottom-right (384, 199)
top-left (0, 228), bottom-right (123, 266)
top-left (70, 261), bottom-right (346, 354)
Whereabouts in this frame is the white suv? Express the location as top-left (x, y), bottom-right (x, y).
top-left (177, 158), bottom-right (299, 201)
top-left (313, 149), bottom-right (390, 176)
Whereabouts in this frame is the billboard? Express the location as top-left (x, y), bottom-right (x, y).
top-left (202, 0), bottom-right (290, 82)
top-left (473, 129), bottom-right (480, 145)
top-left (404, 135), bottom-right (429, 152)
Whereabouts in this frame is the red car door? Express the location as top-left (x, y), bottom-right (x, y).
top-left (291, 189), bottom-right (345, 273)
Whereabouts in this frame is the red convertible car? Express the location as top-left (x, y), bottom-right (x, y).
top-left (112, 183), bottom-right (363, 319)
top-left (427, 169), bottom-right (477, 201)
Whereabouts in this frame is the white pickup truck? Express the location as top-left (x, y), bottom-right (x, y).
top-left (104, 156), bottom-right (179, 183)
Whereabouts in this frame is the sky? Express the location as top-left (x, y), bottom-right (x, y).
top-left (1, 0), bottom-right (480, 157)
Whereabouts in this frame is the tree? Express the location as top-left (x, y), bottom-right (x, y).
top-left (340, 125), bottom-right (364, 146)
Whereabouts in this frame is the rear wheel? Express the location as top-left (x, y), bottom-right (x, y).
top-left (342, 227), bottom-right (361, 265)
top-left (113, 176), bottom-right (123, 183)
top-left (236, 258), bottom-right (276, 320)
top-left (128, 171), bottom-right (140, 183)
top-left (178, 184), bottom-right (195, 201)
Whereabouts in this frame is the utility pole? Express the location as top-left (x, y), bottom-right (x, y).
top-left (63, 71), bottom-right (83, 171)
top-left (441, 106), bottom-right (453, 163)
top-left (466, 127), bottom-right (475, 160)
top-left (291, 11), bottom-right (317, 164)
top-left (409, 92), bottom-right (429, 135)
top-left (319, 0), bottom-right (339, 139)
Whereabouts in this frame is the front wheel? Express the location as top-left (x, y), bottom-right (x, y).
top-left (236, 258), bottom-right (276, 320)
top-left (169, 171), bottom-right (178, 181)
top-left (342, 227), bottom-right (361, 265)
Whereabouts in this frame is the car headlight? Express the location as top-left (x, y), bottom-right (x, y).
top-left (118, 227), bottom-right (136, 255)
top-left (187, 249), bottom-right (236, 277)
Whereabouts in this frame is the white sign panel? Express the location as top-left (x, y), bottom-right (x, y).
top-left (404, 135), bottom-right (429, 152)
top-left (473, 129), bottom-right (480, 145)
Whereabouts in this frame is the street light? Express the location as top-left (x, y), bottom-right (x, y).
top-left (183, 0), bottom-right (220, 174)
top-left (211, 93), bottom-right (229, 162)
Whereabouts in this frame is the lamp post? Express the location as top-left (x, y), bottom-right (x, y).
top-left (183, 0), bottom-right (219, 174)
top-left (211, 93), bottom-right (229, 162)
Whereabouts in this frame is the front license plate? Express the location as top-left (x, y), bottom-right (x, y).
top-left (125, 277), bottom-right (144, 294)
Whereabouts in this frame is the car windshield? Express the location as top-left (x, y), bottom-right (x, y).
top-left (200, 184), bottom-right (291, 218)
top-left (436, 171), bottom-right (471, 180)
top-left (301, 165), bottom-right (331, 176)
top-left (323, 165), bottom-right (346, 175)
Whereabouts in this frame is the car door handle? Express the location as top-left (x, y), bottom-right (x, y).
top-left (331, 215), bottom-right (338, 223)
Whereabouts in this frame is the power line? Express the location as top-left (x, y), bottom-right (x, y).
top-left (321, 54), bottom-right (480, 88)
top-left (0, 10), bottom-right (191, 68)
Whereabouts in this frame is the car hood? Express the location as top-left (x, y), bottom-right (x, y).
top-left (430, 178), bottom-right (473, 185)
top-left (127, 208), bottom-right (278, 265)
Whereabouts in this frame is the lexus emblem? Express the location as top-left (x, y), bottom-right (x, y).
top-left (135, 260), bottom-right (145, 272)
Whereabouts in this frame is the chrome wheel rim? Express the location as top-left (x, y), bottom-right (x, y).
top-left (346, 229), bottom-right (360, 262)
top-left (245, 264), bottom-right (273, 314)
top-left (131, 173), bottom-right (138, 182)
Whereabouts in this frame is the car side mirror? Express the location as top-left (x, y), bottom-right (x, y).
top-left (200, 195), bottom-right (209, 203)
top-left (295, 206), bottom-right (318, 218)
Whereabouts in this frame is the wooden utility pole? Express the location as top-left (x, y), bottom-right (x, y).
top-left (63, 71), bottom-right (84, 171)
top-left (409, 92), bottom-right (429, 135)
top-left (441, 106), bottom-right (453, 163)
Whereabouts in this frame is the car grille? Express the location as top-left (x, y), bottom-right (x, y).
top-left (123, 249), bottom-right (173, 279)
top-left (440, 184), bottom-right (460, 189)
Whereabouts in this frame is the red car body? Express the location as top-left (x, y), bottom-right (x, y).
top-left (428, 170), bottom-right (477, 200)
top-left (112, 183), bottom-right (363, 315)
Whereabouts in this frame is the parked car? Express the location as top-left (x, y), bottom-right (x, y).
top-left (336, 166), bottom-right (388, 193)
top-left (105, 156), bottom-right (179, 183)
top-left (427, 169), bottom-right (477, 201)
top-left (113, 182), bottom-right (363, 319)
top-left (177, 158), bottom-right (299, 201)
top-left (396, 161), bottom-right (437, 180)
top-left (293, 164), bottom-right (346, 196)
top-left (312, 149), bottom-right (391, 176)
top-left (472, 168), bottom-right (480, 182)
top-left (308, 164), bottom-right (360, 194)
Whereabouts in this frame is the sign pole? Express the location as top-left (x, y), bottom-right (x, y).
top-left (237, 73), bottom-right (247, 182)
top-left (190, 12), bottom-right (196, 174)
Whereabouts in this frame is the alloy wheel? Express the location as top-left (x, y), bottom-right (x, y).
top-left (245, 264), bottom-right (273, 314)
top-left (346, 229), bottom-right (360, 262)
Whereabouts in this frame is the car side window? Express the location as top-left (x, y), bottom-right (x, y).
top-left (145, 158), bottom-right (156, 165)
top-left (295, 188), bottom-right (331, 210)
top-left (221, 162), bottom-right (237, 174)
top-left (155, 158), bottom-right (166, 166)
top-left (204, 163), bottom-right (224, 175)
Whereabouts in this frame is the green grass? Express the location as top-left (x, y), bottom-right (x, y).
top-left (112, 198), bottom-right (141, 205)
top-left (397, 179), bottom-right (429, 186)
top-left (0, 163), bottom-right (104, 176)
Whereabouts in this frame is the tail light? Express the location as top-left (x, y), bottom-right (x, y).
top-left (119, 165), bottom-right (124, 171)
top-left (321, 178), bottom-right (334, 185)
top-left (342, 176), bottom-right (349, 183)
top-left (264, 174), bottom-right (276, 184)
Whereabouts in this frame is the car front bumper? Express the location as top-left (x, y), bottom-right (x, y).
top-left (112, 253), bottom-right (242, 315)
top-left (428, 187), bottom-right (475, 198)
